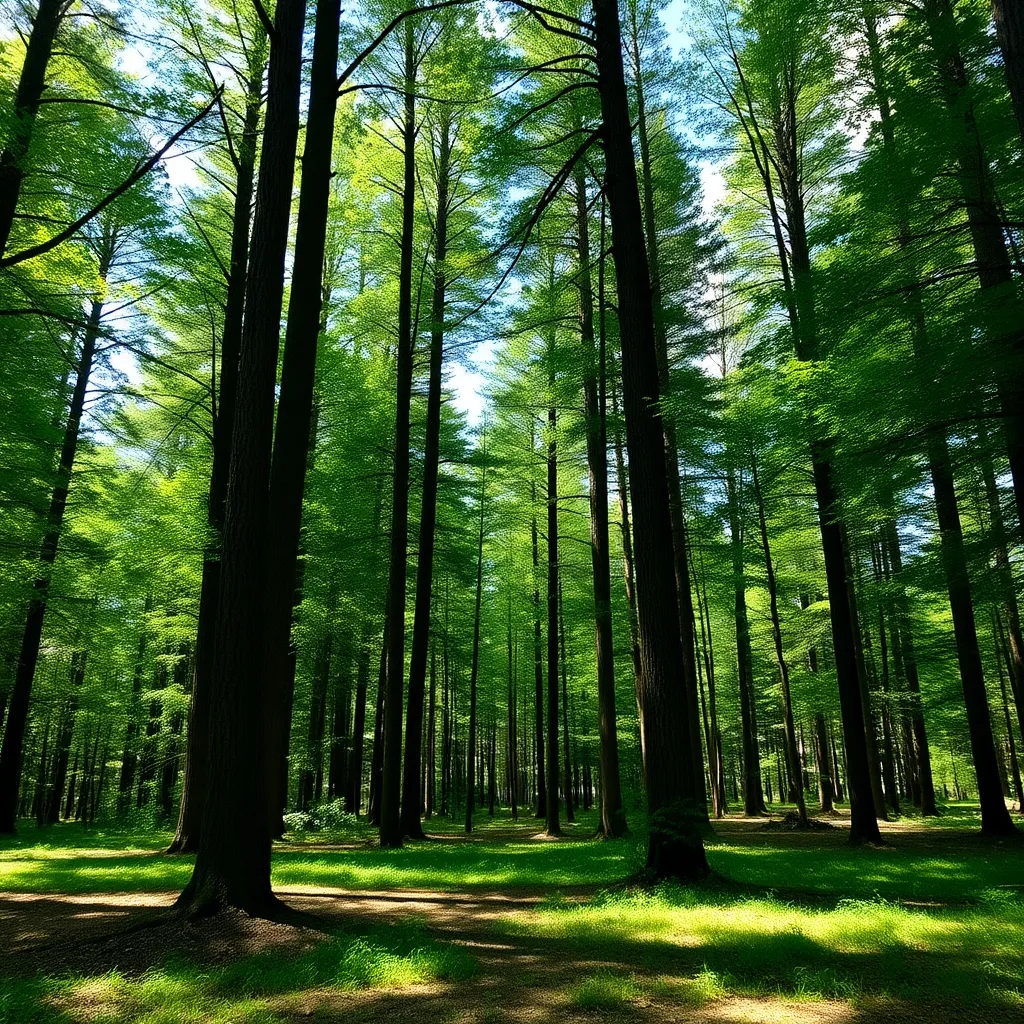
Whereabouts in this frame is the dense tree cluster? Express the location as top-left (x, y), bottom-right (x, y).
top-left (1, 0), bottom-right (1022, 914)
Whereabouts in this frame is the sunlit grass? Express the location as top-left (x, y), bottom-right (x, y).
top-left (566, 971), bottom-right (642, 1010)
top-left (0, 814), bottom-right (645, 895)
top-left (1, 924), bottom-right (476, 1024)
top-left (502, 885), bottom-right (1024, 1008)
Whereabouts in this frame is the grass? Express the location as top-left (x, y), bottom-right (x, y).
top-left (3, 805), bottom-right (1024, 1021)
top-left (0, 815), bottom-right (643, 895)
top-left (0, 923), bottom-right (476, 1024)
top-left (511, 884), bottom-right (1024, 1010)
top-left (566, 971), bottom-right (643, 1010)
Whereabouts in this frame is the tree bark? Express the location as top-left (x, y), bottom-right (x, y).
top-left (175, 0), bottom-right (306, 918)
top-left (0, 238), bottom-right (110, 834)
top-left (750, 456), bottom-right (806, 824)
top-left (593, 0), bottom-right (709, 878)
top-left (629, 21), bottom-right (707, 814)
top-left (992, 0), bottom-right (1024, 139)
top-left (927, 431), bottom-right (1015, 834)
top-left (118, 596), bottom-right (152, 815)
top-left (575, 169), bottom-right (626, 837)
top-left (401, 110), bottom-right (452, 839)
top-left (465, 463), bottom-right (486, 832)
top-left (262, 0), bottom-right (341, 835)
top-left (0, 0), bottom-right (66, 256)
top-left (922, 0), bottom-right (1024, 540)
top-left (545, 371), bottom-right (561, 837)
top-left (170, 37), bottom-right (266, 854)
top-left (531, 464), bottom-right (547, 819)
top-left (379, 20), bottom-right (418, 850)
top-left (727, 470), bottom-right (765, 817)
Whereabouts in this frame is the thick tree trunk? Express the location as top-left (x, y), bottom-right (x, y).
top-left (170, 40), bottom-right (266, 854)
top-left (401, 112), bottom-right (451, 839)
top-left (0, 252), bottom-right (109, 834)
top-left (594, 0), bottom-right (708, 878)
top-left (926, 431), bottom-right (1015, 835)
top-left (175, 0), bottom-right (306, 918)
top-left (0, 0), bottom-right (66, 256)
top-left (992, 0), bottom-right (1024, 139)
top-left (630, 31), bottom-right (707, 815)
top-left (922, 0), bottom-right (1024, 539)
top-left (575, 169), bottom-right (626, 837)
top-left (263, 0), bottom-right (341, 835)
top-left (379, 21), bottom-right (418, 850)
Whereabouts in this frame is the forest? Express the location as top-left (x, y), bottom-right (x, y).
top-left (1, 0), bottom-right (1023, 1020)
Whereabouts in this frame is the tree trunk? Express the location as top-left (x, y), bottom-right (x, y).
top-left (922, 0), bottom-right (1024, 540)
top-left (992, 0), bottom-right (1024, 139)
top-left (45, 651), bottom-right (85, 825)
top-left (575, 169), bottom-right (626, 837)
top-left (507, 595), bottom-right (518, 822)
top-left (814, 713), bottom-right (834, 812)
top-left (465, 464), bottom-right (486, 833)
top-left (545, 376), bottom-right (561, 838)
top-left (727, 470), bottom-right (765, 817)
top-left (927, 431), bottom-right (1016, 835)
top-left (379, 20), bottom-right (418, 851)
top-left (263, 0), bottom-right (341, 835)
top-left (978, 432), bottom-right (1024, 746)
top-left (628, 19), bottom-right (706, 815)
top-left (426, 643), bottom-right (437, 818)
top-left (593, 0), bottom-right (709, 878)
top-left (401, 110), bottom-right (451, 840)
top-left (345, 630), bottom-right (370, 812)
top-left (0, 0), bottom-right (65, 256)
top-left (170, 37), bottom-right (266, 854)
top-left (611, 381), bottom-right (643, 731)
top-left (750, 455), bottom-right (806, 824)
top-left (558, 580), bottom-right (573, 825)
top-left (118, 596), bottom-right (151, 815)
top-left (300, 636), bottom-right (333, 810)
top-left (175, 0), bottom-right (306, 918)
top-left (531, 466), bottom-right (547, 819)
top-left (996, 623), bottom-right (1024, 810)
top-left (0, 244), bottom-right (110, 834)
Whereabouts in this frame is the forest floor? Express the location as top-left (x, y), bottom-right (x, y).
top-left (1, 805), bottom-right (1023, 1024)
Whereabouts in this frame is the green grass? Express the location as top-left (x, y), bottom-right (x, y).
top-left (0, 923), bottom-right (476, 1024)
top-left (704, 832), bottom-right (1024, 904)
top-left (566, 971), bottom-right (642, 1010)
top-left (0, 814), bottom-right (642, 895)
top-left (507, 884), bottom-right (1024, 1010)
top-left (4, 807), bottom-right (1024, 1020)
